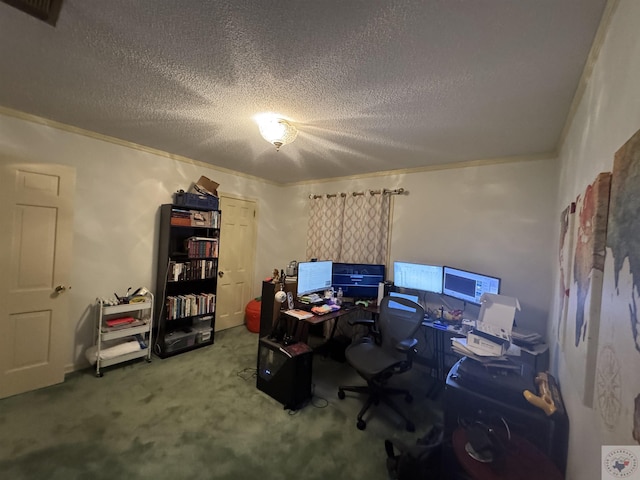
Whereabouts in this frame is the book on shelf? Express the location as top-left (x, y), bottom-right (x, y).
top-left (170, 209), bottom-right (220, 228)
top-left (168, 260), bottom-right (216, 281)
top-left (185, 237), bottom-right (219, 258)
top-left (166, 293), bottom-right (216, 320)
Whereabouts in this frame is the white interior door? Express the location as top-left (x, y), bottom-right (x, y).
top-left (0, 161), bottom-right (75, 399)
top-left (215, 195), bottom-right (257, 331)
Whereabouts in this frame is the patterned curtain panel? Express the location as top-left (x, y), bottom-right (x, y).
top-left (341, 193), bottom-right (390, 264)
top-left (305, 195), bottom-right (346, 261)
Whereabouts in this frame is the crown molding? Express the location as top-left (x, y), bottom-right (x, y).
top-left (557, 0), bottom-right (619, 149)
top-left (0, 105), bottom-right (279, 186)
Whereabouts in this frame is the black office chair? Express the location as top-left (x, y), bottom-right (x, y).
top-left (338, 295), bottom-right (425, 432)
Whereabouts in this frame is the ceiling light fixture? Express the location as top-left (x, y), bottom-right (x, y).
top-left (255, 114), bottom-right (298, 151)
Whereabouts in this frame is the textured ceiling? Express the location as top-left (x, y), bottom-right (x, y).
top-left (0, 0), bottom-right (607, 184)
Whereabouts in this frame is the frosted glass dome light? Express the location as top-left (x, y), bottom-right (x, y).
top-left (255, 114), bottom-right (298, 151)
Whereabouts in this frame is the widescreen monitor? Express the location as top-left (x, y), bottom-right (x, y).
top-left (332, 263), bottom-right (385, 299)
top-left (296, 260), bottom-right (333, 297)
top-left (393, 261), bottom-right (443, 294)
top-left (442, 266), bottom-right (500, 305)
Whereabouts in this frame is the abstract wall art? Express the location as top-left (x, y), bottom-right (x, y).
top-left (557, 202), bottom-right (576, 348)
top-left (563, 171), bottom-right (611, 407)
top-left (596, 128), bottom-right (640, 443)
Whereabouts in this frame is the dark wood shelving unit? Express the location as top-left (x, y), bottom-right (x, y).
top-left (154, 203), bottom-right (221, 358)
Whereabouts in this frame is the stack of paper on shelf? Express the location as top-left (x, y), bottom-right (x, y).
top-left (511, 327), bottom-right (543, 346)
top-left (284, 309), bottom-right (314, 320)
top-left (467, 323), bottom-right (511, 356)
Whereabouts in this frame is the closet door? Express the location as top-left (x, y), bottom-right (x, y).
top-left (216, 195), bottom-right (257, 331)
top-left (0, 162), bottom-right (75, 399)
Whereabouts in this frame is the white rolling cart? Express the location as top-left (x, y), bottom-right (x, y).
top-left (94, 294), bottom-right (154, 377)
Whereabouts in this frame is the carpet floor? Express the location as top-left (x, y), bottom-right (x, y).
top-left (0, 326), bottom-right (443, 479)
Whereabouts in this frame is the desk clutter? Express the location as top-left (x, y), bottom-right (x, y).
top-left (310, 303), bottom-right (341, 315)
top-left (447, 293), bottom-right (548, 374)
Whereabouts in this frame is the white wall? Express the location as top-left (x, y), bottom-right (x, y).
top-left (284, 158), bottom-right (558, 335)
top-left (550, 1), bottom-right (640, 478)
top-left (0, 113), bottom-right (293, 371)
top-left (0, 109), bottom-right (558, 370)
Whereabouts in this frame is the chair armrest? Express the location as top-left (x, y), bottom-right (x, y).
top-left (396, 338), bottom-right (418, 353)
top-left (349, 318), bottom-right (380, 344)
top-left (347, 318), bottom-right (375, 327)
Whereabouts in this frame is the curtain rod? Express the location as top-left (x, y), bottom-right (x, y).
top-left (308, 188), bottom-right (407, 199)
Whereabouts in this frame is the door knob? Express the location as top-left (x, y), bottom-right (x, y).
top-left (55, 285), bottom-right (68, 293)
top-left (218, 271), bottom-right (224, 277)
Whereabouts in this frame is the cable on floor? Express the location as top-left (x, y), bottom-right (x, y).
top-left (236, 367), bottom-right (257, 381)
top-left (284, 383), bottom-right (329, 414)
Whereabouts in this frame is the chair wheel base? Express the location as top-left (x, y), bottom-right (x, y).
top-left (338, 389), bottom-right (345, 400)
top-left (357, 419), bottom-right (366, 430)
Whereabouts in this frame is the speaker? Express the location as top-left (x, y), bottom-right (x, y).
top-left (256, 337), bottom-right (313, 410)
top-left (442, 359), bottom-right (568, 478)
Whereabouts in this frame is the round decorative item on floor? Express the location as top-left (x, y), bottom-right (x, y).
top-left (245, 298), bottom-right (261, 333)
top-left (451, 427), bottom-right (563, 480)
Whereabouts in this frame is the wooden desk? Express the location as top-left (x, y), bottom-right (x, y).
top-left (282, 304), bottom-right (363, 344)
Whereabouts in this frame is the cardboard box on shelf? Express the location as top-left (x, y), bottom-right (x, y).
top-left (477, 293), bottom-right (520, 332)
top-left (189, 176), bottom-right (219, 197)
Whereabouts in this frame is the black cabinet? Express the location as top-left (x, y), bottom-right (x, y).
top-left (154, 204), bottom-right (221, 358)
top-left (442, 359), bottom-right (568, 479)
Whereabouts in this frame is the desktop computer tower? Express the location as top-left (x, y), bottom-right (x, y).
top-left (442, 358), bottom-right (568, 479)
top-left (257, 337), bottom-right (312, 410)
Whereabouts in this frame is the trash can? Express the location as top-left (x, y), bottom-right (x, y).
top-left (245, 298), bottom-right (261, 333)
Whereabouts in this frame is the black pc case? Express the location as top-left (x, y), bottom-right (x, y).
top-left (257, 337), bottom-right (313, 410)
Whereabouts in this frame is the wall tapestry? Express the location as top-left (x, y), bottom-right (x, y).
top-left (596, 128), bottom-right (640, 444)
top-left (563, 171), bottom-right (611, 407)
top-left (557, 202), bottom-right (576, 347)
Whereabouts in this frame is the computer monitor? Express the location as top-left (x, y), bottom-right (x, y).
top-left (442, 266), bottom-right (500, 305)
top-left (296, 261), bottom-right (333, 297)
top-left (332, 263), bottom-right (385, 299)
top-left (393, 261), bottom-right (443, 294)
